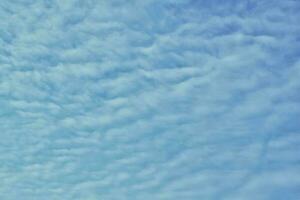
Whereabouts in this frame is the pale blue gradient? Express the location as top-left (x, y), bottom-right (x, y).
top-left (0, 0), bottom-right (300, 199)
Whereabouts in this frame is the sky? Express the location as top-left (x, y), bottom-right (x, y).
top-left (0, 0), bottom-right (300, 199)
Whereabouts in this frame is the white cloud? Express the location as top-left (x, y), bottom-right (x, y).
top-left (0, 0), bottom-right (300, 199)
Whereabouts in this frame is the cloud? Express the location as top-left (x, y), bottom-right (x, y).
top-left (0, 0), bottom-right (300, 199)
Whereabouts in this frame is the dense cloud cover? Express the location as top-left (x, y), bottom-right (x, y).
top-left (0, 0), bottom-right (300, 199)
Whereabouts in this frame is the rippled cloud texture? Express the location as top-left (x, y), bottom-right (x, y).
top-left (1, 0), bottom-right (300, 199)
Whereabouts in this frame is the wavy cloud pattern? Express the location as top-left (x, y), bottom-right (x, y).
top-left (0, 0), bottom-right (300, 199)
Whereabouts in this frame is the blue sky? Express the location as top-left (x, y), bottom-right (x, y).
top-left (0, 0), bottom-right (300, 199)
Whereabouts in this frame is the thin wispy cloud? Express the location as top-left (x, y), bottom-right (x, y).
top-left (0, 0), bottom-right (300, 199)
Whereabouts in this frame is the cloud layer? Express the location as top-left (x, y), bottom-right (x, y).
top-left (0, 0), bottom-right (300, 199)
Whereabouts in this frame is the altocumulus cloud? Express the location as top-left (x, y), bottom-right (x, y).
top-left (0, 0), bottom-right (300, 199)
